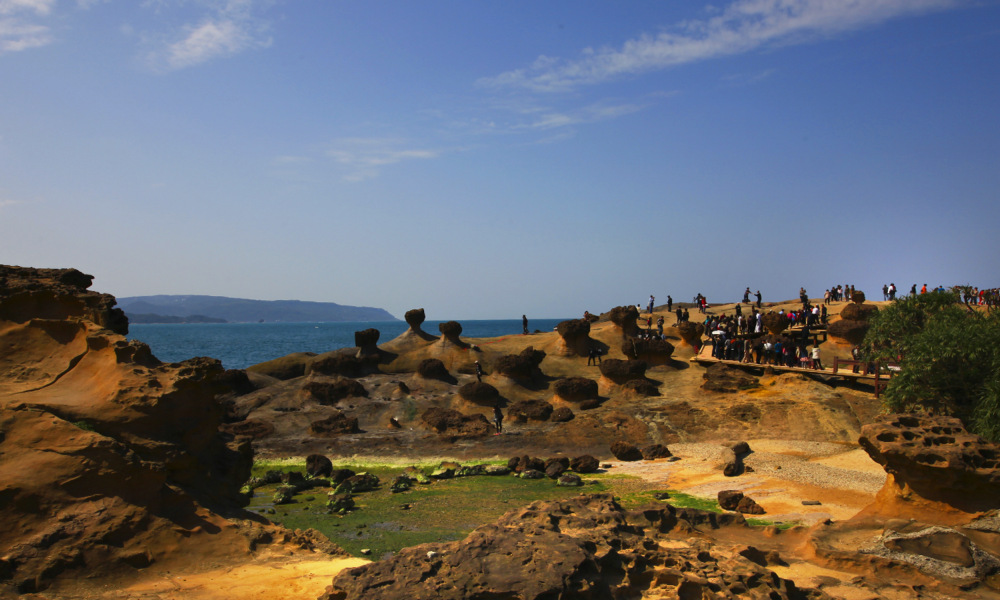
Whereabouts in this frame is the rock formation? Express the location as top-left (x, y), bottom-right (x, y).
top-left (702, 363), bottom-right (759, 393)
top-left (607, 305), bottom-right (640, 338)
top-left (555, 319), bottom-right (593, 355)
top-left (761, 312), bottom-right (790, 335)
top-left (436, 321), bottom-right (468, 349)
top-left (493, 346), bottom-right (546, 380)
top-left (599, 359), bottom-right (648, 384)
top-left (830, 303), bottom-right (879, 346)
top-left (507, 399), bottom-right (553, 423)
top-left (354, 327), bottom-right (380, 355)
top-left (420, 408), bottom-right (491, 440)
top-left (457, 381), bottom-right (500, 406)
top-left (552, 377), bottom-right (599, 403)
top-left (621, 337), bottom-right (674, 366)
top-left (672, 321), bottom-right (705, 347)
top-left (416, 358), bottom-right (454, 383)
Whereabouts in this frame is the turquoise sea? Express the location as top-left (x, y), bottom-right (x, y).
top-left (127, 319), bottom-right (571, 370)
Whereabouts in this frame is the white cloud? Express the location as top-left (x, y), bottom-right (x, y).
top-left (325, 138), bottom-right (441, 182)
top-left (480, 0), bottom-right (964, 92)
top-left (0, 0), bottom-right (55, 16)
top-left (0, 0), bottom-right (55, 54)
top-left (165, 18), bottom-right (250, 68)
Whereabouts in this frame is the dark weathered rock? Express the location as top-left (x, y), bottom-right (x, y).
top-left (247, 352), bottom-right (316, 380)
top-left (493, 346), bottom-right (546, 379)
top-left (673, 321), bottom-right (705, 347)
top-left (828, 319), bottom-right (870, 345)
top-left (306, 454), bottom-right (334, 478)
top-left (640, 444), bottom-right (672, 460)
top-left (557, 474), bottom-right (583, 487)
top-left (457, 381), bottom-right (500, 406)
top-left (330, 468), bottom-right (356, 485)
top-left (438, 321), bottom-right (462, 338)
top-left (570, 455), bottom-right (600, 473)
top-left (354, 328), bottom-right (380, 354)
top-left (579, 398), bottom-right (602, 410)
top-left (552, 377), bottom-right (598, 402)
top-left (718, 490), bottom-right (744, 511)
top-left (544, 461), bottom-right (567, 479)
top-left (520, 469), bottom-right (545, 479)
top-left (556, 319), bottom-right (593, 356)
top-left (731, 441), bottom-right (751, 457)
top-left (735, 496), bottom-right (765, 515)
top-left (307, 353), bottom-right (369, 378)
top-left (610, 441), bottom-right (643, 461)
top-left (840, 302), bottom-right (879, 322)
top-left (220, 419), bottom-right (274, 439)
top-left (335, 473), bottom-right (380, 494)
top-left (622, 379), bottom-right (658, 396)
top-left (508, 399), bottom-right (553, 423)
top-left (327, 493), bottom-right (354, 513)
top-left (416, 358), bottom-right (452, 382)
top-left (622, 337), bottom-right (674, 366)
top-left (405, 308), bottom-right (425, 328)
top-left (420, 408), bottom-right (491, 440)
top-left (303, 379), bottom-right (368, 404)
top-left (607, 305), bottom-right (640, 337)
top-left (550, 407), bottom-right (574, 422)
top-left (599, 359), bottom-right (648, 384)
top-left (309, 412), bottom-right (360, 436)
top-left (702, 363), bottom-right (759, 393)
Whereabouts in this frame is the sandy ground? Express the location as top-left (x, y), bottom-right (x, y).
top-left (82, 557), bottom-right (370, 600)
top-left (606, 439), bottom-right (886, 523)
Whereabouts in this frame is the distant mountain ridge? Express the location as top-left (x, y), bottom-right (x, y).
top-left (117, 295), bottom-right (397, 323)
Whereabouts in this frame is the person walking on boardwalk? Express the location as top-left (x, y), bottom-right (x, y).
top-left (493, 403), bottom-right (504, 435)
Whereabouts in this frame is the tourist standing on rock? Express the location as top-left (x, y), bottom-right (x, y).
top-left (493, 403), bottom-right (504, 435)
top-left (755, 290), bottom-right (762, 308)
top-left (656, 316), bottom-right (664, 336)
top-left (475, 361), bottom-right (484, 382)
top-left (648, 295), bottom-right (655, 314)
top-left (522, 314), bottom-right (528, 335)
top-left (743, 287), bottom-right (751, 303)
top-left (667, 295), bottom-right (673, 312)
top-left (587, 346), bottom-right (602, 366)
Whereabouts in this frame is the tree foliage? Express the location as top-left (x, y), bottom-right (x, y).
top-left (862, 291), bottom-right (1000, 440)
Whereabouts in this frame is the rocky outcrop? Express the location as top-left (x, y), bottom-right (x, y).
top-left (321, 494), bottom-right (825, 600)
top-left (552, 377), bottom-right (599, 402)
top-left (0, 265), bottom-right (332, 593)
top-left (508, 399), bottom-right (553, 423)
top-left (840, 302), bottom-right (879, 322)
top-left (493, 346), bottom-right (545, 380)
top-left (437, 321), bottom-right (467, 348)
top-left (302, 379), bottom-right (368, 404)
top-left (672, 321), bottom-right (705, 347)
top-left (702, 363), bottom-right (759, 393)
top-left (827, 319), bottom-right (870, 345)
top-left (420, 408), bottom-right (491, 440)
top-left (309, 411), bottom-right (360, 436)
top-left (555, 319), bottom-right (593, 356)
top-left (307, 351), bottom-right (378, 378)
top-left (761, 312), bottom-right (790, 335)
top-left (354, 328), bottom-right (380, 355)
top-left (457, 382), bottom-right (500, 406)
top-left (570, 455), bottom-right (600, 473)
top-left (858, 414), bottom-right (1000, 521)
top-left (246, 352), bottom-right (317, 380)
top-left (610, 441), bottom-right (643, 461)
top-left (416, 358), bottom-right (454, 383)
top-left (621, 337), bottom-right (674, 366)
top-left (607, 305), bottom-right (640, 338)
top-left (599, 359), bottom-right (648, 384)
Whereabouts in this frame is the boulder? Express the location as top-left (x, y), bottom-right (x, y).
top-left (416, 358), bottom-right (453, 382)
top-left (828, 319), bottom-right (870, 346)
top-left (641, 444), bottom-right (672, 460)
top-left (552, 377), bottom-right (599, 402)
top-left (330, 468), bottom-right (357, 485)
top-left (420, 408), bottom-right (491, 440)
top-left (309, 412), bottom-right (360, 436)
top-left (570, 455), bottom-right (600, 473)
top-left (519, 469), bottom-right (545, 479)
top-left (555, 319), bottom-right (593, 355)
top-left (493, 346), bottom-right (546, 379)
top-left (326, 493), bottom-right (355, 513)
top-left (334, 473), bottom-right (380, 494)
top-left (556, 474), bottom-right (583, 487)
top-left (610, 441), bottom-right (643, 462)
top-left (621, 338), bottom-right (674, 366)
top-left (457, 382), bottom-right (500, 406)
top-left (718, 490), bottom-right (744, 511)
top-left (306, 454), bottom-right (334, 478)
top-left (550, 407), bottom-right (574, 423)
top-left (544, 461), bottom-right (567, 479)
top-left (858, 414), bottom-right (1000, 519)
top-left (840, 302), bottom-right (879, 322)
top-left (507, 399), bottom-right (553, 423)
top-left (761, 312), bottom-right (790, 335)
top-left (599, 359), bottom-right (648, 384)
top-left (607, 305), bottom-right (640, 337)
top-left (731, 441), bottom-right (752, 457)
top-left (852, 290), bottom-right (867, 304)
top-left (622, 379), bottom-right (658, 396)
top-left (735, 496), bottom-right (765, 515)
top-left (484, 465), bottom-right (510, 476)
top-left (302, 379), bottom-right (368, 404)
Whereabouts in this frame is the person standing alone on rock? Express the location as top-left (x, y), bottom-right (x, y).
top-left (522, 314), bottom-right (528, 335)
top-left (493, 403), bottom-right (504, 435)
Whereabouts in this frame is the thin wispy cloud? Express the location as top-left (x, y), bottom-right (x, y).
top-left (0, 0), bottom-right (55, 54)
top-left (480, 0), bottom-right (964, 92)
top-left (326, 138), bottom-right (441, 182)
top-left (146, 0), bottom-right (274, 71)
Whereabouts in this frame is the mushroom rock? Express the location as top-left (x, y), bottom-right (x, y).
top-left (507, 399), bottom-right (553, 423)
top-left (354, 328), bottom-right (380, 356)
top-left (827, 319), bottom-right (870, 346)
top-left (852, 290), bottom-right (867, 304)
top-left (457, 382), bottom-right (500, 406)
top-left (420, 407), bottom-right (491, 440)
top-left (551, 377), bottom-right (599, 403)
top-left (403, 308), bottom-right (438, 341)
top-left (672, 321), bottom-right (705, 347)
top-left (607, 305), bottom-right (640, 338)
top-left (493, 346), bottom-right (546, 380)
top-left (760, 312), bottom-right (790, 335)
top-left (599, 359), bottom-right (648, 385)
top-left (437, 321), bottom-right (468, 348)
top-left (839, 303), bottom-right (879, 322)
top-left (416, 358), bottom-right (454, 382)
top-left (621, 337), bottom-right (674, 366)
top-left (555, 319), bottom-right (593, 356)
top-left (858, 414), bottom-right (1000, 523)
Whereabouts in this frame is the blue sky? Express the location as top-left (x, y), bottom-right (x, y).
top-left (2, 0), bottom-right (998, 320)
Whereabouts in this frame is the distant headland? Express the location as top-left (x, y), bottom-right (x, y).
top-left (117, 294), bottom-right (397, 323)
